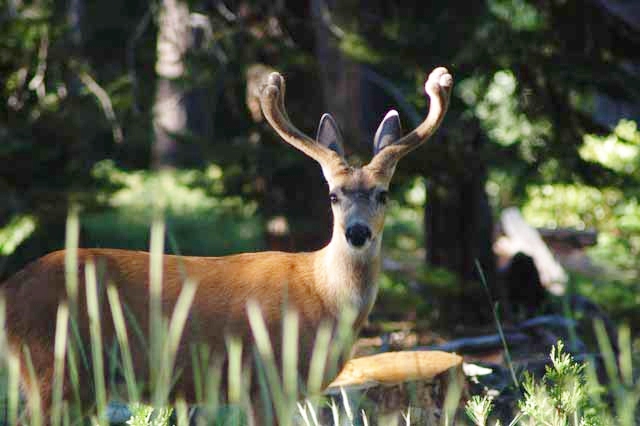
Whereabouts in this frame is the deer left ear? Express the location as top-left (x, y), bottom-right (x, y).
top-left (316, 113), bottom-right (345, 157)
top-left (373, 110), bottom-right (402, 155)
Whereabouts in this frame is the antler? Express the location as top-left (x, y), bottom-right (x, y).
top-left (366, 67), bottom-right (453, 178)
top-left (260, 72), bottom-right (348, 173)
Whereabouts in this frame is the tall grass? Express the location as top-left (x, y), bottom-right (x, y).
top-left (0, 212), bottom-right (367, 425)
top-left (106, 285), bottom-right (139, 403)
top-left (86, 259), bottom-right (108, 426)
top-left (4, 211), bottom-right (637, 426)
top-left (466, 328), bottom-right (640, 425)
top-left (149, 215), bottom-right (165, 401)
top-left (7, 353), bottom-right (20, 426)
top-left (51, 304), bottom-right (69, 426)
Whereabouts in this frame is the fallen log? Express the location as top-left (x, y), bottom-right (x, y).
top-left (498, 207), bottom-right (568, 293)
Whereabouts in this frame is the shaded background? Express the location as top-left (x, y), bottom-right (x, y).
top-left (2, 0), bottom-right (640, 330)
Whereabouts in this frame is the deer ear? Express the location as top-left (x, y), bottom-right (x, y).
top-left (373, 110), bottom-right (402, 155)
top-left (316, 113), bottom-right (345, 157)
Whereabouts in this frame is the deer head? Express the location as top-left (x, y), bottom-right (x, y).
top-left (260, 67), bottom-right (453, 254)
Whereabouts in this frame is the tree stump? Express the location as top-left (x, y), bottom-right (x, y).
top-left (326, 351), bottom-right (464, 425)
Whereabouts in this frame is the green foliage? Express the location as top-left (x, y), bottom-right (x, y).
top-left (339, 32), bottom-right (385, 64)
top-left (523, 181), bottom-right (640, 283)
top-left (523, 184), bottom-right (620, 231)
top-left (523, 121), bottom-right (640, 284)
top-left (466, 341), bottom-right (612, 426)
top-left (466, 395), bottom-right (494, 426)
top-left (458, 70), bottom-right (551, 151)
top-left (84, 160), bottom-right (263, 255)
top-left (488, 0), bottom-right (546, 32)
top-left (383, 177), bottom-right (426, 254)
top-left (0, 215), bottom-right (37, 256)
top-left (126, 404), bottom-right (173, 426)
top-left (520, 342), bottom-right (588, 424)
top-left (519, 121), bottom-right (640, 322)
top-left (90, 160), bottom-right (258, 216)
top-left (571, 273), bottom-right (640, 325)
top-left (580, 120), bottom-right (640, 175)
top-left (376, 272), bottom-right (423, 314)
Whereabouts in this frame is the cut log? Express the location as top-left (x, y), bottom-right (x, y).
top-left (326, 351), bottom-right (464, 425)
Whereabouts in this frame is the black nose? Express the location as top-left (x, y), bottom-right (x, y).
top-left (345, 224), bottom-right (372, 247)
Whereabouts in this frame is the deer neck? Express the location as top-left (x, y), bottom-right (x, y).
top-left (315, 225), bottom-right (381, 326)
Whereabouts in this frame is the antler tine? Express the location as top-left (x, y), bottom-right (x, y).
top-left (366, 67), bottom-right (453, 177)
top-left (260, 72), bottom-right (346, 171)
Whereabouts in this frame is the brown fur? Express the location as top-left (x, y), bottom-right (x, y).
top-left (2, 243), bottom-right (378, 421)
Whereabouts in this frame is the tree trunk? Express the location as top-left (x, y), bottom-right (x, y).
top-left (424, 124), bottom-right (498, 324)
top-left (152, 0), bottom-right (191, 169)
top-left (311, 0), bottom-right (365, 151)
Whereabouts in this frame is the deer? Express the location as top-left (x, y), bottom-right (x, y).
top-left (1, 66), bottom-right (453, 424)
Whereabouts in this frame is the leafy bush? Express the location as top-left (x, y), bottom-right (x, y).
top-left (467, 332), bottom-right (640, 426)
top-left (83, 160), bottom-right (264, 256)
top-left (520, 120), bottom-right (640, 322)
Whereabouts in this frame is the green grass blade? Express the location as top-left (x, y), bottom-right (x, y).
top-left (329, 397), bottom-right (340, 425)
top-left (594, 319), bottom-right (619, 388)
top-left (326, 304), bottom-right (356, 382)
top-left (204, 357), bottom-right (222, 422)
top-left (475, 259), bottom-right (519, 389)
top-left (67, 316), bottom-right (90, 378)
top-left (306, 320), bottom-right (332, 395)
top-left (282, 308), bottom-right (299, 407)
top-left (401, 408), bottom-right (410, 426)
top-left (618, 324), bottom-right (632, 387)
top-left (64, 206), bottom-right (80, 314)
top-left (340, 387), bottom-right (353, 424)
top-left (226, 336), bottom-right (243, 405)
top-left (247, 300), bottom-right (286, 424)
top-left (254, 349), bottom-right (275, 426)
top-left (297, 401), bottom-right (311, 426)
top-left (63, 206), bottom-right (90, 418)
top-left (106, 284), bottom-right (140, 402)
top-left (442, 369), bottom-right (463, 426)
top-left (507, 411), bottom-right (523, 426)
top-left (64, 331), bottom-right (84, 420)
top-left (560, 279), bottom-right (579, 352)
top-left (190, 343), bottom-right (210, 403)
top-left (362, 408), bottom-right (370, 426)
top-left (305, 400), bottom-right (320, 426)
top-left (63, 206), bottom-right (88, 417)
top-left (7, 353), bottom-right (20, 426)
top-left (0, 297), bottom-right (5, 356)
top-left (176, 398), bottom-right (189, 426)
top-left (51, 303), bottom-right (70, 426)
top-left (122, 301), bottom-right (148, 350)
top-left (154, 278), bottom-right (197, 405)
top-left (149, 215), bottom-right (165, 392)
top-left (85, 260), bottom-right (108, 425)
top-left (0, 298), bottom-right (10, 423)
top-left (23, 345), bottom-right (43, 426)
top-left (62, 401), bottom-right (70, 426)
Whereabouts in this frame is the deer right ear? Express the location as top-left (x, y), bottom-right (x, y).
top-left (316, 113), bottom-right (345, 157)
top-left (373, 110), bottom-right (402, 155)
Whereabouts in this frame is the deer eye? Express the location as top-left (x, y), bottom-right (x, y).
top-left (329, 193), bottom-right (339, 204)
top-left (377, 191), bottom-right (388, 205)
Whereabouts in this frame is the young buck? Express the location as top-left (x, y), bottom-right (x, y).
top-left (2, 67), bottom-right (453, 421)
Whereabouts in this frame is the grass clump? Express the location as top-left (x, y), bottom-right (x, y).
top-left (518, 341), bottom-right (597, 426)
top-left (465, 339), bottom-right (636, 426)
top-left (126, 404), bottom-right (173, 426)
